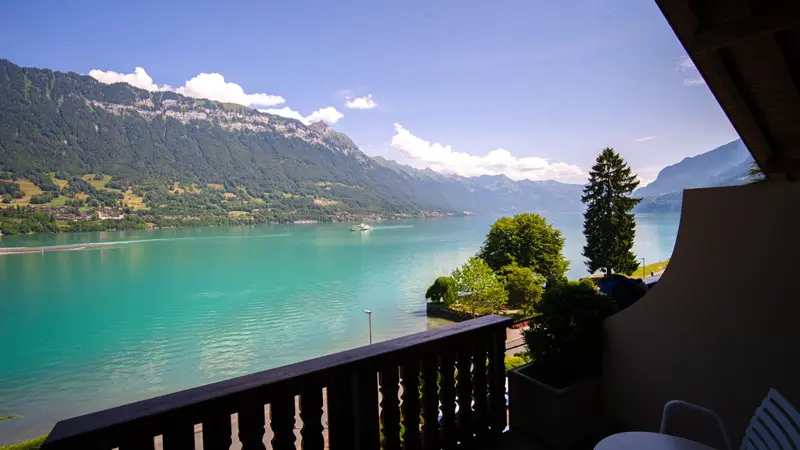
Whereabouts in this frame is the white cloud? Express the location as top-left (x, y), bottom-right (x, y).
top-left (90, 67), bottom-right (285, 107)
top-left (260, 106), bottom-right (344, 125)
top-left (390, 123), bottom-right (585, 182)
top-left (175, 73), bottom-right (284, 107)
top-left (306, 107), bottom-right (344, 124)
top-left (633, 136), bottom-right (657, 142)
top-left (88, 67), bottom-right (171, 92)
top-left (344, 94), bottom-right (377, 110)
top-left (677, 56), bottom-right (706, 86)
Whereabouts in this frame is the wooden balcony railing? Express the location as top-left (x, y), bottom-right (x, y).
top-left (41, 315), bottom-right (512, 450)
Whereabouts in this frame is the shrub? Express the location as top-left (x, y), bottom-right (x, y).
top-left (523, 280), bottom-right (617, 388)
top-left (504, 352), bottom-right (533, 372)
top-left (425, 276), bottom-right (458, 306)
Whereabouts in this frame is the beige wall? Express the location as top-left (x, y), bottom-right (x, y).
top-left (601, 183), bottom-right (800, 446)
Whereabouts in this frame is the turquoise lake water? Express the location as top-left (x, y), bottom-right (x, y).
top-left (0, 213), bottom-right (680, 443)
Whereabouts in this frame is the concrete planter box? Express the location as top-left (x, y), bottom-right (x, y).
top-left (509, 362), bottom-right (599, 448)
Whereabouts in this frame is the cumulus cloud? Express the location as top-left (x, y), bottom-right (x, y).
top-left (88, 67), bottom-right (170, 92)
top-left (90, 67), bottom-right (285, 107)
top-left (344, 94), bottom-right (377, 110)
top-left (633, 136), bottom-right (657, 142)
top-left (260, 106), bottom-right (344, 125)
top-left (175, 73), bottom-right (284, 107)
top-left (391, 123), bottom-right (585, 182)
top-left (677, 56), bottom-right (706, 86)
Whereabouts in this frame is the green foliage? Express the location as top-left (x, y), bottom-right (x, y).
top-left (477, 213), bottom-right (568, 285)
top-left (498, 263), bottom-right (543, 309)
top-left (29, 191), bottom-right (57, 205)
top-left (504, 354), bottom-right (529, 372)
top-left (425, 276), bottom-right (458, 307)
top-left (0, 207), bottom-right (58, 234)
top-left (523, 281), bottom-right (617, 387)
top-left (0, 435), bottom-right (47, 450)
top-left (451, 257), bottom-right (507, 316)
top-left (582, 148), bottom-right (641, 275)
top-left (93, 172), bottom-right (105, 181)
top-left (0, 181), bottom-right (23, 198)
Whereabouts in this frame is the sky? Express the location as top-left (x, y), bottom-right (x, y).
top-left (0, 0), bottom-right (741, 185)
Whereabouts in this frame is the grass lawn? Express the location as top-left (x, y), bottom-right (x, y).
top-left (123, 189), bottom-right (148, 210)
top-left (81, 174), bottom-right (112, 190)
top-left (227, 210), bottom-right (250, 217)
top-left (636, 259), bottom-right (670, 278)
top-left (0, 179), bottom-right (42, 207)
top-left (0, 435), bottom-right (47, 450)
top-left (46, 195), bottom-right (68, 207)
top-left (207, 183), bottom-right (224, 190)
top-left (582, 258), bottom-right (670, 280)
top-left (49, 173), bottom-right (68, 189)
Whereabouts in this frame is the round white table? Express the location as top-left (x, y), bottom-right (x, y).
top-left (594, 432), bottom-right (717, 450)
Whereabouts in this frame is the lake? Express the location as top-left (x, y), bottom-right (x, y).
top-left (0, 213), bottom-right (680, 443)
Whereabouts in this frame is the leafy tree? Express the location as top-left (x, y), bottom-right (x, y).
top-left (2, 194), bottom-right (11, 203)
top-left (451, 257), bottom-right (507, 316)
top-left (498, 263), bottom-right (543, 309)
top-left (477, 213), bottom-right (568, 285)
top-left (582, 148), bottom-right (641, 275)
top-left (425, 276), bottom-right (458, 307)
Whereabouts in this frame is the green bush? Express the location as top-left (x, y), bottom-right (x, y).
top-left (523, 280), bottom-right (617, 388)
top-left (425, 276), bottom-right (458, 307)
top-left (504, 353), bottom-right (532, 372)
top-left (0, 435), bottom-right (47, 450)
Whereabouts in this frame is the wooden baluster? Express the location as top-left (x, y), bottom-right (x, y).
top-left (203, 414), bottom-right (233, 450)
top-left (472, 343), bottom-right (489, 438)
top-left (380, 366), bottom-right (401, 450)
top-left (270, 393), bottom-right (297, 450)
top-left (355, 369), bottom-right (381, 450)
top-left (118, 435), bottom-right (155, 450)
top-left (239, 403), bottom-right (267, 450)
top-left (456, 347), bottom-right (473, 445)
top-left (439, 351), bottom-right (457, 449)
top-left (420, 355), bottom-right (440, 450)
top-left (328, 369), bottom-right (380, 450)
top-left (487, 327), bottom-right (507, 435)
top-left (162, 422), bottom-right (195, 450)
top-left (300, 388), bottom-right (325, 450)
top-left (400, 360), bottom-right (421, 450)
top-left (327, 373), bottom-right (355, 450)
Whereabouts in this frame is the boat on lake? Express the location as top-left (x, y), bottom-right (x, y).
top-left (349, 223), bottom-right (372, 231)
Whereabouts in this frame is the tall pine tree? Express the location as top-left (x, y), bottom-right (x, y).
top-left (582, 148), bottom-right (641, 275)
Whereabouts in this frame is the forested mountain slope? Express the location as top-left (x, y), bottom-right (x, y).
top-left (0, 59), bottom-right (586, 221)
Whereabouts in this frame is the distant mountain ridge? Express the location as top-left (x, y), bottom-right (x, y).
top-left (635, 139), bottom-right (754, 213)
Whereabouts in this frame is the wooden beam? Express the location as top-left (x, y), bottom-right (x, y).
top-left (688, 2), bottom-right (800, 55)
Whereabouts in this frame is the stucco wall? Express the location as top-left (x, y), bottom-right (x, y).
top-left (601, 183), bottom-right (800, 446)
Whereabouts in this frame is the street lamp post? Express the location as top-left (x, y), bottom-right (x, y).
top-left (640, 257), bottom-right (646, 279)
top-left (363, 309), bottom-right (373, 344)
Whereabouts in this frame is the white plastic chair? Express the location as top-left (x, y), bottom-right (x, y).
top-left (660, 389), bottom-right (800, 450)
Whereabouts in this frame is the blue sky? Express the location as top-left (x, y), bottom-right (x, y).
top-left (0, 0), bottom-right (740, 184)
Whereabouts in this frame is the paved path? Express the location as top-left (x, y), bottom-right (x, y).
top-left (506, 327), bottom-right (526, 356)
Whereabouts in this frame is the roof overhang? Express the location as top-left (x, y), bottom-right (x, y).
top-left (656, 0), bottom-right (800, 181)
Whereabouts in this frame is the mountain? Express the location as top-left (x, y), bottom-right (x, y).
top-left (371, 159), bottom-right (585, 213)
top-left (0, 59), bottom-right (586, 220)
top-left (635, 139), bottom-right (754, 213)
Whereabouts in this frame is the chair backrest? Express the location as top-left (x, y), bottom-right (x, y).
top-left (742, 389), bottom-right (800, 450)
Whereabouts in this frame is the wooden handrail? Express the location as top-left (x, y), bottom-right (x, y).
top-left (42, 314), bottom-right (512, 450)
